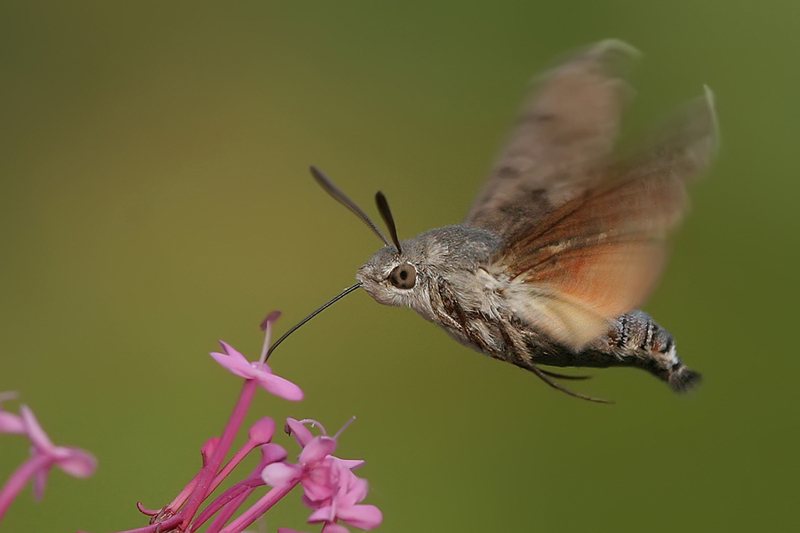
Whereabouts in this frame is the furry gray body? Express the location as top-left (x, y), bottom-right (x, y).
top-left (357, 225), bottom-right (697, 391)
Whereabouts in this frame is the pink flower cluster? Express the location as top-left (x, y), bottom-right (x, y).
top-left (120, 312), bottom-right (381, 533)
top-left (1, 312), bottom-right (381, 532)
top-left (264, 419), bottom-right (382, 533)
top-left (0, 392), bottom-right (97, 523)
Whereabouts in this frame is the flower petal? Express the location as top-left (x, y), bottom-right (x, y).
top-left (285, 418), bottom-right (315, 447)
top-left (256, 373), bottom-right (304, 402)
top-left (307, 504), bottom-right (336, 524)
top-left (336, 458), bottom-right (365, 471)
top-left (340, 476), bottom-right (369, 504)
top-left (260, 443), bottom-right (288, 465)
top-left (20, 405), bottom-right (55, 453)
top-left (262, 462), bottom-right (301, 488)
top-left (33, 467), bottom-right (50, 501)
top-left (218, 340), bottom-right (246, 359)
top-left (56, 447), bottom-right (97, 478)
top-left (0, 411), bottom-right (24, 434)
top-left (337, 504), bottom-right (383, 530)
top-left (301, 462), bottom-right (338, 502)
top-left (210, 350), bottom-right (255, 379)
top-left (0, 392), bottom-right (24, 434)
top-left (0, 391), bottom-right (18, 403)
top-left (298, 436), bottom-right (337, 466)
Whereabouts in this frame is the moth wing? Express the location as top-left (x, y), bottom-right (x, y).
top-left (493, 89), bottom-right (718, 349)
top-left (466, 40), bottom-right (639, 235)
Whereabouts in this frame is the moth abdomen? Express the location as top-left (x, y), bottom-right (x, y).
top-left (596, 310), bottom-right (701, 392)
top-left (667, 365), bottom-right (702, 393)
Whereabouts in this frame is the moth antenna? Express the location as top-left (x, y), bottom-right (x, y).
top-left (266, 282), bottom-right (362, 359)
top-left (310, 166), bottom-right (392, 248)
top-left (537, 368), bottom-right (593, 381)
top-left (529, 364), bottom-right (612, 403)
top-left (375, 191), bottom-right (402, 254)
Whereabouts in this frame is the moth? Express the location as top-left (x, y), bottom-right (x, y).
top-left (273, 40), bottom-right (718, 402)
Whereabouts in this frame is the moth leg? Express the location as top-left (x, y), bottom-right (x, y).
top-left (529, 364), bottom-right (612, 403)
top-left (537, 368), bottom-right (593, 381)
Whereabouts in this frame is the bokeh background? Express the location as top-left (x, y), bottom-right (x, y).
top-left (1, 2), bottom-right (798, 532)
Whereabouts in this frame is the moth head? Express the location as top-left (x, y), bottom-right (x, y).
top-left (309, 166), bottom-right (437, 312)
top-left (356, 224), bottom-right (500, 311)
top-left (355, 206), bottom-right (434, 310)
top-left (356, 244), bottom-right (429, 308)
top-left (261, 167), bottom-right (405, 361)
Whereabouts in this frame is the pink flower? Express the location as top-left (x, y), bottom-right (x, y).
top-left (262, 435), bottom-right (337, 500)
top-left (210, 342), bottom-right (303, 402)
top-left (263, 419), bottom-right (362, 503)
top-left (285, 418), bottom-right (364, 474)
top-left (210, 311), bottom-right (303, 402)
top-left (307, 465), bottom-right (382, 530)
top-left (0, 403), bottom-right (97, 521)
top-left (262, 419), bottom-right (382, 532)
top-left (20, 405), bottom-right (97, 499)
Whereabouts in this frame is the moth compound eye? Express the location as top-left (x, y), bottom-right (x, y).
top-left (389, 263), bottom-right (417, 289)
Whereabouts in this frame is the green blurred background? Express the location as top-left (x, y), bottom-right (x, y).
top-left (1, 1), bottom-right (797, 532)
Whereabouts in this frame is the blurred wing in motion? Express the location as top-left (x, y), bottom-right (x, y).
top-left (466, 39), bottom-right (640, 235)
top-left (491, 87), bottom-right (718, 349)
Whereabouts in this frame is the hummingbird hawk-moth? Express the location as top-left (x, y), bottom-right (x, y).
top-left (274, 40), bottom-right (717, 402)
